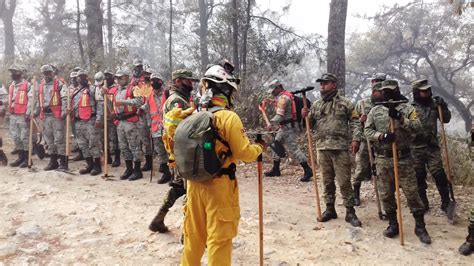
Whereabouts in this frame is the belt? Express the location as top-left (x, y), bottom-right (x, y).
top-left (217, 163), bottom-right (236, 180)
top-left (117, 113), bottom-right (139, 121)
top-left (375, 148), bottom-right (411, 159)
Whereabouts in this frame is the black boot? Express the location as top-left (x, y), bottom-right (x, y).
top-left (383, 211), bottom-right (399, 238)
top-left (90, 158), bottom-right (102, 176)
top-left (10, 150), bottom-right (25, 167)
top-left (264, 160), bottom-right (281, 177)
top-left (345, 207), bottom-right (362, 227)
top-left (111, 150), bottom-right (121, 167)
top-left (129, 161), bottom-right (143, 181)
top-left (79, 157), bottom-right (93, 175)
top-left (141, 155), bottom-right (153, 172)
top-left (459, 224), bottom-right (474, 256)
top-left (320, 203), bottom-right (338, 222)
top-left (35, 144), bottom-right (45, 160)
top-left (120, 160), bottom-right (133, 180)
top-left (418, 189), bottom-right (430, 213)
top-left (11, 148), bottom-right (19, 155)
top-left (57, 155), bottom-right (68, 171)
top-left (157, 163), bottom-right (172, 184)
top-left (299, 162), bottom-right (313, 182)
top-left (149, 207), bottom-right (169, 233)
top-left (44, 154), bottom-right (59, 171)
top-left (71, 150), bottom-right (84, 161)
top-left (19, 151), bottom-right (29, 168)
top-left (413, 212), bottom-right (432, 244)
top-left (353, 183), bottom-right (361, 206)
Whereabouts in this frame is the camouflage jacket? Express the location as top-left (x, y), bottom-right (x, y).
top-left (353, 97), bottom-right (375, 142)
top-left (364, 103), bottom-right (421, 154)
top-left (270, 91), bottom-right (293, 124)
top-left (309, 92), bottom-right (359, 150)
top-left (411, 100), bottom-right (451, 148)
top-left (163, 86), bottom-right (190, 115)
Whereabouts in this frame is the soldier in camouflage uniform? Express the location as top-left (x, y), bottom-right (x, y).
top-left (149, 69), bottom-right (198, 233)
top-left (352, 73), bottom-right (386, 205)
top-left (6, 64), bottom-right (33, 168)
top-left (263, 80), bottom-right (313, 182)
top-left (113, 68), bottom-right (145, 181)
top-left (365, 79), bottom-right (431, 244)
top-left (70, 70), bottom-right (104, 175)
top-left (410, 79), bottom-right (453, 213)
top-left (103, 69), bottom-right (121, 167)
top-left (304, 73), bottom-right (362, 227)
top-left (37, 64), bottom-right (68, 171)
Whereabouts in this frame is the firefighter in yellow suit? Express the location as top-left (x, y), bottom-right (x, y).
top-left (181, 65), bottom-right (265, 265)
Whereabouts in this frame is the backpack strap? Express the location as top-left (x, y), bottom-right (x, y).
top-left (208, 106), bottom-right (232, 160)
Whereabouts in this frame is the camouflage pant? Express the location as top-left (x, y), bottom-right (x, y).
top-left (375, 156), bottom-right (424, 214)
top-left (42, 114), bottom-right (65, 156)
top-left (9, 114), bottom-right (29, 151)
top-left (160, 184), bottom-right (186, 212)
top-left (107, 121), bottom-right (119, 152)
top-left (139, 118), bottom-right (152, 156)
top-left (117, 120), bottom-right (143, 162)
top-left (318, 149), bottom-right (354, 207)
top-left (70, 120), bottom-right (79, 150)
top-left (272, 125), bottom-right (307, 163)
top-left (153, 136), bottom-right (168, 165)
top-left (411, 146), bottom-right (448, 192)
top-left (353, 141), bottom-right (371, 186)
top-left (75, 119), bottom-right (102, 159)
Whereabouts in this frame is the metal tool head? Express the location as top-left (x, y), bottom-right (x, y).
top-left (293, 86), bottom-right (315, 95)
top-left (374, 99), bottom-right (408, 106)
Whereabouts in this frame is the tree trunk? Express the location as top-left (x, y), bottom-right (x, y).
top-left (327, 0), bottom-right (347, 95)
top-left (76, 0), bottom-right (85, 65)
top-left (169, 0), bottom-right (173, 80)
top-left (0, 0), bottom-right (17, 66)
top-left (84, 0), bottom-right (104, 70)
top-left (106, 0), bottom-right (114, 66)
top-left (231, 0), bottom-right (240, 73)
top-left (241, 0), bottom-right (252, 84)
top-left (198, 0), bottom-right (209, 74)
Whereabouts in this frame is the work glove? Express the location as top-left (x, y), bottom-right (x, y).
top-left (388, 106), bottom-right (402, 120)
top-left (433, 96), bottom-right (447, 107)
top-left (381, 133), bottom-right (396, 143)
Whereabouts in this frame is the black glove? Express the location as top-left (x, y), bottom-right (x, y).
top-left (388, 107), bottom-right (402, 120)
top-left (381, 133), bottom-right (396, 143)
top-left (433, 96), bottom-right (447, 107)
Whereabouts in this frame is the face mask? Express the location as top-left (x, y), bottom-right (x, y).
top-left (132, 67), bottom-right (142, 78)
top-left (144, 76), bottom-right (151, 82)
top-left (118, 79), bottom-right (128, 87)
top-left (80, 79), bottom-right (89, 87)
top-left (11, 73), bottom-right (21, 80)
top-left (271, 89), bottom-right (280, 97)
top-left (44, 75), bottom-right (53, 83)
top-left (152, 81), bottom-right (162, 91)
top-left (383, 90), bottom-right (399, 101)
top-left (182, 83), bottom-right (193, 91)
top-left (106, 78), bottom-right (115, 86)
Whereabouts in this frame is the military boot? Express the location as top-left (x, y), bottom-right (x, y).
top-left (71, 150), bottom-right (84, 161)
top-left (141, 155), bottom-right (153, 172)
top-left (90, 158), bottom-right (102, 176)
top-left (418, 189), bottom-right (430, 213)
top-left (44, 154), bottom-right (59, 171)
top-left (383, 211), bottom-right (399, 238)
top-left (413, 212), bottom-right (431, 244)
top-left (459, 224), bottom-right (474, 256)
top-left (345, 207), bottom-right (362, 227)
top-left (320, 203), bottom-right (338, 222)
top-left (79, 157), bottom-right (93, 175)
top-left (11, 148), bottom-right (19, 155)
top-left (10, 149), bottom-right (25, 167)
top-left (353, 183), bottom-right (361, 206)
top-left (57, 155), bottom-right (68, 171)
top-left (129, 161), bottom-right (143, 181)
top-left (299, 162), bottom-right (313, 182)
top-left (157, 163), bottom-right (172, 184)
top-left (264, 160), bottom-right (281, 177)
top-left (111, 150), bottom-right (121, 167)
top-left (19, 151), bottom-right (29, 168)
top-left (120, 160), bottom-right (133, 180)
top-left (149, 208), bottom-right (169, 233)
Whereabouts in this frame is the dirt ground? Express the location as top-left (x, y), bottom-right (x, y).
top-left (0, 127), bottom-right (473, 265)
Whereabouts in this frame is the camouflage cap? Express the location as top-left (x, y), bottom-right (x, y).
top-left (73, 66), bottom-right (83, 72)
top-left (115, 68), bottom-right (131, 77)
top-left (40, 64), bottom-right (54, 73)
top-left (143, 67), bottom-right (154, 74)
top-left (103, 69), bottom-right (114, 76)
top-left (151, 73), bottom-right (162, 80)
top-left (172, 69), bottom-right (198, 81)
top-left (94, 71), bottom-right (104, 86)
top-left (133, 58), bottom-right (143, 66)
top-left (8, 64), bottom-right (22, 72)
top-left (372, 81), bottom-right (383, 91)
top-left (371, 72), bottom-right (387, 81)
top-left (266, 79), bottom-right (282, 89)
top-left (69, 71), bottom-right (78, 78)
top-left (381, 79), bottom-right (399, 90)
top-left (77, 69), bottom-right (88, 76)
top-left (316, 73), bottom-right (337, 83)
top-left (411, 79), bottom-right (431, 90)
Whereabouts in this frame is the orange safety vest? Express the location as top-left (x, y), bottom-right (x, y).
top-left (39, 79), bottom-right (62, 120)
top-left (8, 80), bottom-right (29, 115)
top-left (280, 90), bottom-right (297, 121)
top-left (114, 84), bottom-right (139, 123)
top-left (149, 90), bottom-right (167, 133)
top-left (77, 88), bottom-right (93, 120)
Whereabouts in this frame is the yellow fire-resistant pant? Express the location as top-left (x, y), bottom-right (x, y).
top-left (181, 176), bottom-right (240, 266)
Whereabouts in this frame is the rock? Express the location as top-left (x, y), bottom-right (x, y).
top-left (36, 242), bottom-right (50, 253)
top-left (133, 243), bottom-right (147, 253)
top-left (346, 243), bottom-right (356, 252)
top-left (346, 227), bottom-right (363, 242)
top-left (16, 224), bottom-right (42, 238)
top-left (0, 243), bottom-right (17, 257)
top-left (18, 256), bottom-right (37, 264)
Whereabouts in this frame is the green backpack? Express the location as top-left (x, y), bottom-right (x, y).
top-left (173, 107), bottom-right (232, 182)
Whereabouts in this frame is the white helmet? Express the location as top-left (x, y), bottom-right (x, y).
top-left (202, 65), bottom-right (239, 91)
